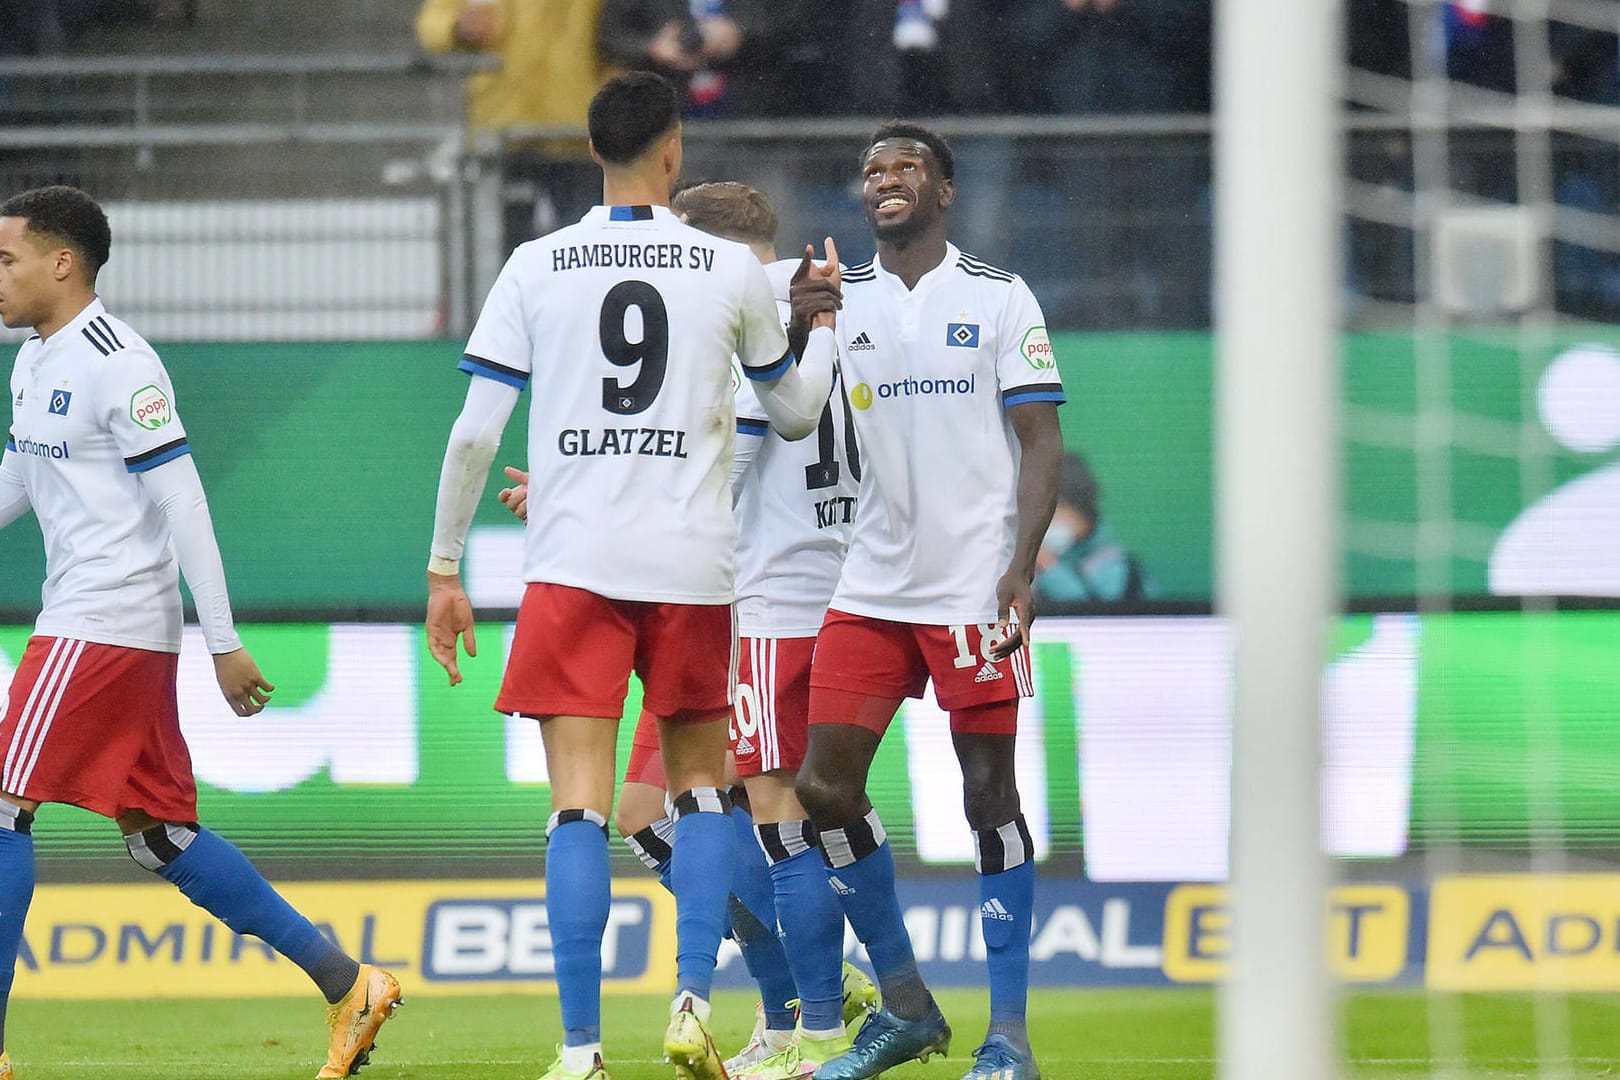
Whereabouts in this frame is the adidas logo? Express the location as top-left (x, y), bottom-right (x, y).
top-left (734, 735), bottom-right (755, 755)
top-left (849, 331), bottom-right (876, 351)
top-left (973, 661), bottom-right (1003, 683)
top-left (981, 898), bottom-right (1015, 922)
top-left (829, 875), bottom-right (856, 896)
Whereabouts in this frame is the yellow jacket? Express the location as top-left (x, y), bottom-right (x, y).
top-left (416, 0), bottom-right (607, 134)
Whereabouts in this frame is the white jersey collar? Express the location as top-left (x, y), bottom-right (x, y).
top-left (580, 204), bottom-right (678, 225)
top-left (39, 296), bottom-right (108, 348)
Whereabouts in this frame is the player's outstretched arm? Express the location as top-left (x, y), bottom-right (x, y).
top-left (992, 400), bottom-right (1064, 659)
top-left (212, 648), bottom-right (275, 717)
top-left (753, 238), bottom-right (841, 440)
top-left (426, 372), bottom-right (519, 685)
top-left (135, 453), bottom-right (248, 655)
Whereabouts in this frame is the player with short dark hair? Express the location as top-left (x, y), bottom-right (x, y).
top-left (425, 74), bottom-right (840, 1080)
top-left (790, 122), bottom-right (1064, 1080)
top-left (0, 186), bottom-right (400, 1080)
top-left (498, 179), bottom-right (880, 1079)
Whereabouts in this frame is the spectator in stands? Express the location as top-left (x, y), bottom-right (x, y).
top-left (717, 0), bottom-right (839, 118)
top-left (1008, 0), bottom-right (1211, 115)
top-left (596, 0), bottom-right (741, 111)
top-left (416, 0), bottom-right (610, 250)
top-left (1034, 453), bottom-right (1155, 605)
top-left (0, 0), bottom-right (188, 55)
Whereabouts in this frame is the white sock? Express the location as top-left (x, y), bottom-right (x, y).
top-left (803, 1023), bottom-right (846, 1042)
top-left (561, 1042), bottom-right (600, 1073)
top-left (671, 989), bottom-right (712, 1024)
top-left (763, 1027), bottom-right (796, 1051)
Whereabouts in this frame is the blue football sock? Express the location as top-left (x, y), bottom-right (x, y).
top-left (819, 809), bottom-right (931, 1020)
top-left (0, 804), bottom-right (37, 1052)
top-left (546, 812), bottom-right (612, 1047)
top-left (978, 817), bottom-right (1036, 1053)
top-left (131, 824), bottom-right (358, 1003)
top-left (728, 807), bottom-right (796, 1029)
top-left (762, 820), bottom-right (845, 1033)
top-left (670, 788), bottom-right (735, 1001)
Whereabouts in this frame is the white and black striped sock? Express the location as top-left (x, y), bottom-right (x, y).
top-left (124, 821), bottom-right (201, 872)
top-left (973, 815), bottom-right (1034, 874)
top-left (755, 819), bottom-right (817, 866)
top-left (818, 808), bottom-right (887, 870)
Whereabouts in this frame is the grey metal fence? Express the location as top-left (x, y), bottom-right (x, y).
top-left (3, 51), bottom-right (1620, 340)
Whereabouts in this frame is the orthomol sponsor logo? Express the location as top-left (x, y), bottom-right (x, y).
top-left (8, 436), bottom-right (69, 460)
top-left (849, 374), bottom-right (976, 410)
top-left (1427, 875), bottom-right (1620, 991)
top-left (15, 879), bottom-right (674, 998)
top-left (1162, 883), bottom-right (1415, 983)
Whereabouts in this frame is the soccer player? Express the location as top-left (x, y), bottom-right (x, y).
top-left (0, 185), bottom-right (401, 1080)
top-left (791, 123), bottom-right (1064, 1080)
top-left (424, 74), bottom-right (838, 1080)
top-left (680, 181), bottom-right (868, 1080)
top-left (497, 179), bottom-right (875, 1080)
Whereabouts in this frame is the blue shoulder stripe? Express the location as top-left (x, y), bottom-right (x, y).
top-left (5, 436), bottom-right (15, 452)
top-left (737, 417), bottom-right (770, 436)
top-left (125, 437), bottom-right (191, 473)
top-left (459, 354), bottom-right (530, 389)
top-left (1002, 389), bottom-right (1066, 408)
top-left (743, 348), bottom-right (795, 381)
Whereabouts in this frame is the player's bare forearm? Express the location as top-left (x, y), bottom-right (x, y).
top-left (426, 570), bottom-right (477, 686)
top-left (1007, 401), bottom-right (1063, 582)
top-left (996, 401), bottom-right (1063, 649)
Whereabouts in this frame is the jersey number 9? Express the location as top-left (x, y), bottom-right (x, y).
top-left (599, 280), bottom-right (669, 415)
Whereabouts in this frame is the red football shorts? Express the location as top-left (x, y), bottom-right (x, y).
top-left (808, 609), bottom-right (1033, 734)
top-left (0, 636), bottom-right (197, 821)
top-left (496, 583), bottom-right (736, 720)
top-left (622, 709), bottom-right (667, 789)
top-left (731, 635), bottom-right (816, 776)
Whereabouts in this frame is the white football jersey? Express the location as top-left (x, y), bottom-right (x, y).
top-left (731, 259), bottom-right (859, 638)
top-left (5, 299), bottom-right (197, 652)
top-left (460, 204), bottom-right (792, 604)
top-left (831, 244), bottom-right (1065, 625)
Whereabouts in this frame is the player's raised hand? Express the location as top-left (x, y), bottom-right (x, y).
top-left (427, 572), bottom-right (477, 686)
top-left (990, 567), bottom-right (1035, 660)
top-left (790, 238), bottom-right (843, 335)
top-left (497, 465), bottom-right (530, 522)
top-left (213, 648), bottom-right (275, 717)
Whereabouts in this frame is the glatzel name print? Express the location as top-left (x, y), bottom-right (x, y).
top-left (556, 426), bottom-right (689, 459)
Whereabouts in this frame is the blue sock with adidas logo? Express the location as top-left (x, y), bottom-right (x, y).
top-left (728, 805), bottom-right (798, 1030)
top-left (977, 816), bottom-right (1035, 1054)
top-left (760, 819), bottom-right (845, 1033)
top-left (0, 803), bottom-right (36, 1052)
top-left (819, 808), bottom-right (932, 1021)
top-left (545, 810), bottom-right (613, 1047)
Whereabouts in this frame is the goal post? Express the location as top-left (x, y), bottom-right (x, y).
top-left (1215, 0), bottom-right (1343, 1077)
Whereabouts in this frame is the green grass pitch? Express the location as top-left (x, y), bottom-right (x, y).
top-left (9, 988), bottom-right (1620, 1079)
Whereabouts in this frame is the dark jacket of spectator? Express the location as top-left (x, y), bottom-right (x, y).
top-left (1010, 0), bottom-right (1211, 114)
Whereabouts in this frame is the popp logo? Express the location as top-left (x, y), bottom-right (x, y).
top-left (130, 385), bottom-right (172, 430)
top-left (1021, 326), bottom-right (1055, 370)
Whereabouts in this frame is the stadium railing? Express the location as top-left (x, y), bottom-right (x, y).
top-left (2, 52), bottom-right (1619, 340)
